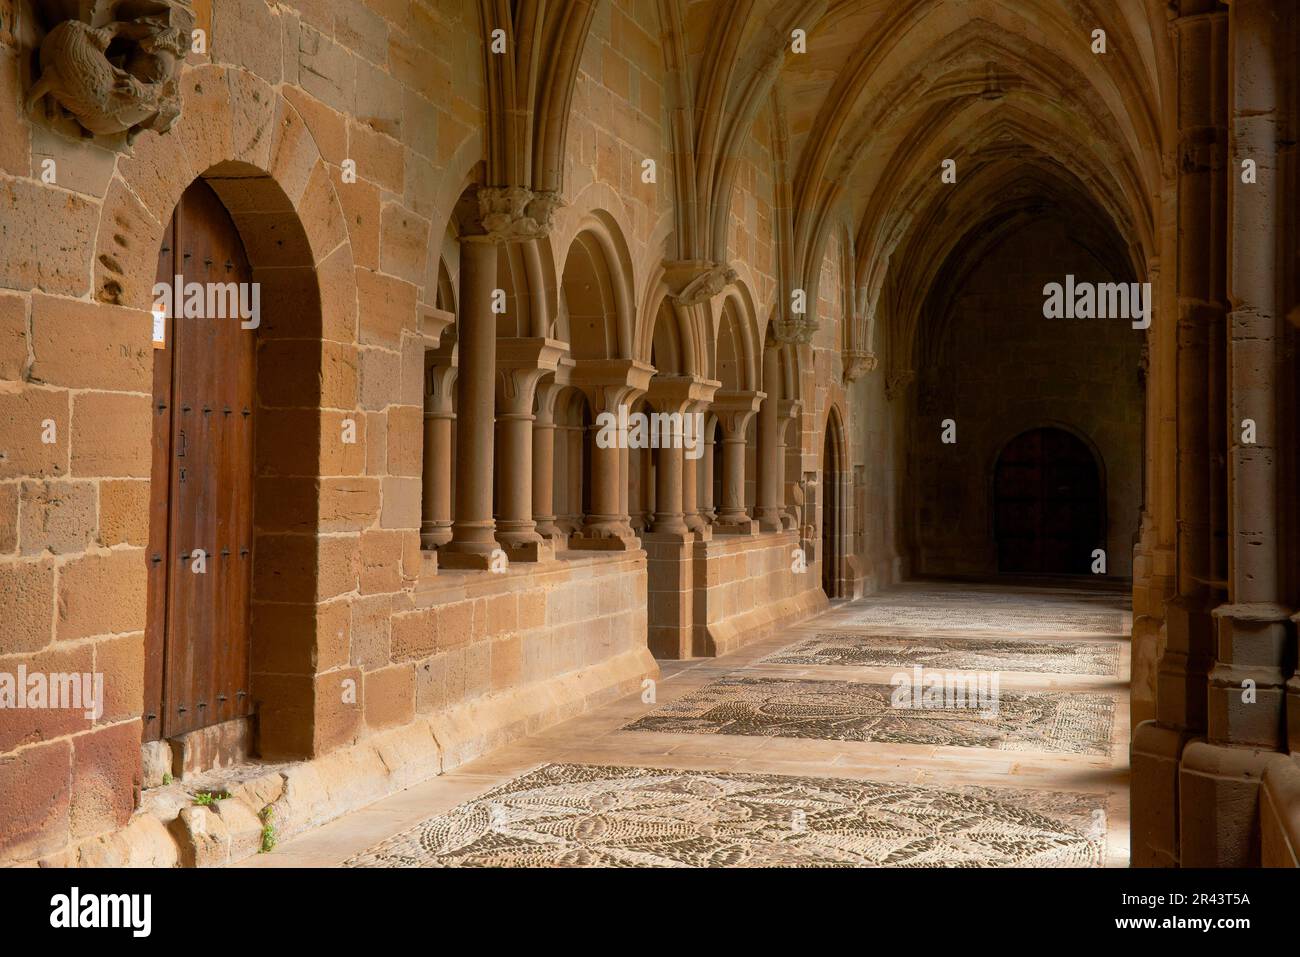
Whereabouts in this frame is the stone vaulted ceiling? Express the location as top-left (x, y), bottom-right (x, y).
top-left (652, 0), bottom-right (1171, 361)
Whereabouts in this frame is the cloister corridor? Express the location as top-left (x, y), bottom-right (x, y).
top-left (239, 582), bottom-right (1131, 868)
top-left (3, 0), bottom-right (1298, 892)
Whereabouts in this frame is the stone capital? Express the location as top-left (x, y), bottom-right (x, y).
top-left (569, 358), bottom-right (656, 412)
top-left (646, 375), bottom-right (719, 413)
top-left (533, 377), bottom-right (564, 426)
top-left (495, 337), bottom-right (566, 415)
top-left (771, 310), bottom-right (817, 345)
top-left (460, 186), bottom-right (560, 243)
top-left (424, 363), bottom-right (458, 416)
top-left (712, 389), bottom-right (765, 437)
top-left (662, 259), bottom-right (738, 306)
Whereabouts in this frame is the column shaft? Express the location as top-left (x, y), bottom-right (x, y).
top-left (445, 241), bottom-right (498, 559)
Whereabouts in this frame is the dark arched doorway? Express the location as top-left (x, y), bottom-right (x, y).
top-left (993, 427), bottom-right (1104, 575)
top-left (821, 410), bottom-right (846, 597)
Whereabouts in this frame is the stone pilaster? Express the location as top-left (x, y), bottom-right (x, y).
top-left (756, 345), bottom-right (785, 531)
top-left (777, 399), bottom-right (802, 530)
top-left (1130, 0), bottom-right (1229, 868)
top-left (1180, 0), bottom-right (1290, 867)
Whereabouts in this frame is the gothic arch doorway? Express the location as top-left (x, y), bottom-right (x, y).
top-left (822, 409), bottom-right (847, 598)
top-left (993, 427), bottom-right (1104, 575)
top-left (145, 179), bottom-right (257, 741)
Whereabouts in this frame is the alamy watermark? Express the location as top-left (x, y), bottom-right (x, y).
top-left (890, 666), bottom-right (999, 712)
top-left (0, 666), bottom-right (104, 720)
top-left (152, 276), bottom-right (261, 330)
top-left (594, 406), bottom-right (706, 459)
top-left (1042, 275), bottom-right (1151, 329)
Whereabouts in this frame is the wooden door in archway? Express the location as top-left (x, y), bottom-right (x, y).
top-left (144, 179), bottom-right (257, 741)
top-left (821, 426), bottom-right (840, 598)
top-left (994, 427), bottom-right (1102, 575)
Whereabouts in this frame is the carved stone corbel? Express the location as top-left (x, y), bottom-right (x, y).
top-left (27, 0), bottom-right (195, 143)
top-left (842, 349), bottom-right (878, 382)
top-left (663, 260), bottom-right (738, 307)
top-left (884, 368), bottom-right (914, 402)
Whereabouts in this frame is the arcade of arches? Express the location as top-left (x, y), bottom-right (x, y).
top-left (0, 0), bottom-right (1298, 869)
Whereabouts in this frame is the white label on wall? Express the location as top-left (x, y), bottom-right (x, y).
top-left (152, 308), bottom-right (166, 349)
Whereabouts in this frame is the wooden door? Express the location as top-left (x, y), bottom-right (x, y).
top-left (822, 430), bottom-right (837, 598)
top-left (144, 179), bottom-right (256, 741)
top-left (994, 428), bottom-right (1101, 575)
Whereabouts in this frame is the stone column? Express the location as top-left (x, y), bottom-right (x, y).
top-left (1180, 0), bottom-right (1290, 867)
top-left (442, 237), bottom-right (500, 568)
top-left (682, 399), bottom-right (709, 534)
top-left (493, 339), bottom-right (563, 560)
top-left (532, 379), bottom-right (561, 541)
top-left (700, 415), bottom-right (718, 523)
top-left (755, 345), bottom-right (784, 531)
top-left (712, 391), bottom-right (764, 533)
top-left (645, 379), bottom-right (699, 536)
top-left (565, 418), bottom-right (585, 532)
top-left (1130, 0), bottom-right (1229, 867)
top-left (420, 361), bottom-right (457, 550)
top-left (569, 360), bottom-right (653, 549)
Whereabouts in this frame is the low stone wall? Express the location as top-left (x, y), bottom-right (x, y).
top-left (695, 530), bottom-right (827, 657)
top-left (16, 552), bottom-right (657, 867)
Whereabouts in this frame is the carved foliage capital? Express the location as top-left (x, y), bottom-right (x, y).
top-left (772, 310), bottom-right (817, 345)
top-left (465, 186), bottom-right (560, 243)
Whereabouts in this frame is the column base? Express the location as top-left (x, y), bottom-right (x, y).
top-left (755, 507), bottom-right (783, 532)
top-left (1130, 719), bottom-right (1193, 867)
top-left (569, 533), bottom-right (641, 552)
top-left (499, 538), bottom-right (555, 563)
top-left (1207, 602), bottom-right (1291, 749)
top-left (713, 519), bottom-right (758, 536)
top-left (650, 518), bottom-right (691, 536)
top-left (1179, 740), bottom-right (1276, 867)
top-left (438, 550), bottom-right (499, 571)
top-left (420, 525), bottom-right (453, 550)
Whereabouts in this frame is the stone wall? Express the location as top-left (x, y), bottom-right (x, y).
top-left (695, 530), bottom-right (826, 657)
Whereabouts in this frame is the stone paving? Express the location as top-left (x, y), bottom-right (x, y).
top-left (241, 582), bottom-right (1131, 868)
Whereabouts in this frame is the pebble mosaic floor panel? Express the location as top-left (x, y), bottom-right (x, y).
top-left (761, 632), bottom-right (1120, 676)
top-left (343, 763), bottom-right (1107, 868)
top-left (836, 591), bottom-right (1127, 634)
top-left (625, 675), bottom-right (1114, 755)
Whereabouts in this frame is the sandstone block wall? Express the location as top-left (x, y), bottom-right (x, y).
top-left (0, 0), bottom-right (885, 867)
